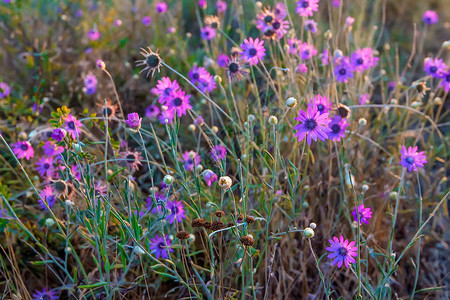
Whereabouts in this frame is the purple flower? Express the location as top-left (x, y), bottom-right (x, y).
top-left (36, 156), bottom-right (55, 178)
top-left (201, 26), bottom-right (216, 40)
top-left (145, 105), bottom-right (161, 119)
top-left (240, 37), bottom-right (266, 66)
top-left (309, 94), bottom-right (331, 114)
top-left (87, 29), bottom-right (100, 41)
top-left (216, 0), bottom-right (227, 13)
top-left (196, 73), bottom-right (217, 93)
top-left (189, 65), bottom-right (209, 86)
top-left (151, 77), bottom-right (180, 102)
top-left (321, 48), bottom-right (330, 66)
top-left (210, 145), bottom-right (227, 162)
top-left (299, 42), bottom-right (318, 60)
top-left (51, 128), bottom-right (66, 142)
top-left (326, 236), bottom-right (358, 268)
top-left (296, 63), bottom-right (308, 73)
top-left (399, 145), bottom-right (427, 172)
top-left (146, 192), bottom-right (167, 214)
top-left (388, 81), bottom-right (396, 92)
top-left (181, 151), bottom-right (201, 171)
top-left (194, 115), bottom-right (204, 126)
top-left (424, 57), bottom-right (447, 78)
top-left (64, 114), bottom-right (83, 139)
top-left (294, 106), bottom-right (332, 145)
top-left (202, 169), bottom-right (218, 186)
top-left (142, 16), bottom-right (152, 26)
top-left (0, 82), bottom-right (11, 98)
top-left (32, 287), bottom-right (58, 300)
top-left (352, 204), bottom-right (372, 225)
top-left (359, 94), bottom-right (370, 105)
top-left (332, 0), bottom-right (342, 7)
top-left (287, 38), bottom-right (301, 55)
top-left (166, 200), bottom-right (186, 224)
top-left (225, 55), bottom-right (249, 81)
top-left (114, 19), bottom-right (123, 27)
top-left (439, 70), bottom-right (450, 92)
top-left (156, 2), bottom-right (167, 13)
top-left (256, 8), bottom-right (276, 32)
top-left (38, 186), bottom-right (56, 210)
top-left (119, 149), bottom-right (143, 171)
top-left (328, 116), bottom-right (348, 141)
top-left (71, 164), bottom-right (81, 181)
top-left (150, 234), bottom-right (173, 259)
top-left (334, 56), bottom-right (354, 83)
top-left (159, 109), bottom-right (175, 124)
top-left (423, 10), bottom-right (438, 24)
top-left (198, 0), bottom-right (207, 9)
top-left (271, 18), bottom-right (290, 38)
top-left (126, 113), bottom-right (142, 130)
top-left (43, 141), bottom-right (64, 157)
top-left (295, 0), bottom-right (319, 17)
top-left (351, 48), bottom-right (379, 72)
top-left (345, 16), bottom-right (355, 27)
top-left (304, 19), bottom-right (318, 33)
top-left (217, 54), bottom-right (229, 68)
top-left (12, 141), bottom-right (34, 160)
top-left (274, 2), bottom-right (287, 19)
top-left (165, 89), bottom-right (192, 116)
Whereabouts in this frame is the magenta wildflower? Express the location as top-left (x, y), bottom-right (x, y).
top-left (225, 55), bottom-right (249, 81)
top-left (165, 89), bottom-right (192, 116)
top-left (38, 186), bottom-right (56, 210)
top-left (151, 77), bottom-right (180, 102)
top-left (12, 141), bottom-right (34, 160)
top-left (351, 48), bottom-right (379, 72)
top-left (240, 37), bottom-right (266, 66)
top-left (256, 8), bottom-right (276, 32)
top-left (150, 234), bottom-right (173, 259)
top-left (334, 57), bottom-right (354, 83)
top-left (294, 106), bottom-right (332, 145)
top-left (202, 169), bottom-right (218, 186)
top-left (216, 0), bottom-right (227, 13)
top-left (210, 145), bottom-right (227, 162)
top-left (145, 105), bottom-right (161, 119)
top-left (51, 128), bottom-right (66, 142)
top-left (274, 2), bottom-right (287, 19)
top-left (296, 63), bottom-right (308, 73)
top-left (424, 57), bottom-right (447, 78)
top-left (399, 145), bottom-right (427, 172)
top-left (126, 113), bottom-right (142, 130)
top-left (119, 149), bottom-right (143, 171)
top-left (326, 236), bottom-right (358, 268)
top-left (309, 94), bottom-right (331, 114)
top-left (158, 109), bottom-right (175, 124)
top-left (114, 19), bottom-right (122, 27)
top-left (36, 156), bottom-right (55, 178)
top-left (388, 81), bottom-right (396, 92)
top-left (287, 38), bottom-right (301, 55)
top-left (166, 200), bottom-right (187, 224)
top-left (194, 115), bottom-right (204, 126)
top-left (32, 287), bottom-right (58, 300)
top-left (295, 0), bottom-right (319, 17)
top-left (84, 74), bottom-right (97, 87)
top-left (299, 42), bottom-right (318, 60)
top-left (328, 116), bottom-right (349, 141)
top-left (359, 94), bottom-right (370, 105)
top-left (321, 48), bottom-right (330, 66)
top-left (43, 141), bottom-right (63, 157)
top-left (198, 0), bottom-right (207, 9)
top-left (0, 82), bottom-right (11, 98)
top-left (423, 10), bottom-right (438, 24)
top-left (146, 192), bottom-right (167, 214)
top-left (142, 16), bottom-right (152, 26)
top-left (189, 65), bottom-right (217, 92)
top-left (439, 70), bottom-right (450, 92)
top-left (201, 26), bottom-right (216, 40)
top-left (271, 18), bottom-right (290, 38)
top-left (189, 65), bottom-right (209, 86)
top-left (217, 54), bottom-right (229, 68)
top-left (181, 151), bottom-right (201, 171)
top-left (156, 2), bottom-right (167, 13)
top-left (70, 164), bottom-right (81, 181)
top-left (304, 19), bottom-right (318, 33)
top-left (332, 0), bottom-right (342, 7)
top-left (345, 16), bottom-right (355, 27)
top-left (352, 204), bottom-right (373, 225)
top-left (87, 29), bottom-right (100, 41)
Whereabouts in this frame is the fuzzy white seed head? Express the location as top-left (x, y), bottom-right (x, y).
top-left (219, 176), bottom-right (232, 190)
top-left (268, 115), bottom-right (278, 125)
top-left (303, 227), bottom-right (315, 238)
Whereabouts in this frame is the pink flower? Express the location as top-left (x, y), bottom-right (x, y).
top-left (126, 113), bottom-right (142, 130)
top-left (326, 236), bottom-right (358, 268)
top-left (142, 16), bottom-right (152, 26)
top-left (156, 2), bottom-right (167, 13)
top-left (64, 115), bottom-right (83, 139)
top-left (12, 141), bottom-right (34, 160)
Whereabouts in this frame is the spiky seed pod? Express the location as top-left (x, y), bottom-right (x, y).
top-left (245, 216), bottom-right (255, 224)
top-left (176, 231), bottom-right (190, 240)
top-left (240, 236), bottom-right (255, 247)
top-left (203, 221), bottom-right (212, 230)
top-left (192, 218), bottom-right (205, 228)
top-left (211, 220), bottom-right (225, 231)
top-left (214, 210), bottom-right (225, 218)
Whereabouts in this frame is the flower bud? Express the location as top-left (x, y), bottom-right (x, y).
top-left (218, 176), bottom-right (232, 190)
top-left (163, 174), bottom-right (175, 185)
top-left (214, 75), bottom-right (222, 83)
top-left (285, 97), bottom-right (297, 108)
top-left (268, 115), bottom-right (278, 125)
top-left (96, 59), bottom-right (106, 70)
top-left (303, 227), bottom-right (315, 238)
top-left (45, 218), bottom-right (55, 227)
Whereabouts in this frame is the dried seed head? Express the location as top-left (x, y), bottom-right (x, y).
top-left (214, 210), bottom-right (225, 218)
top-left (240, 235), bottom-right (255, 246)
top-left (176, 231), bottom-right (190, 240)
top-left (245, 216), bottom-right (255, 224)
top-left (337, 104), bottom-right (351, 119)
top-left (203, 221), bottom-right (212, 229)
top-left (237, 214), bottom-right (244, 222)
top-left (218, 176), bottom-right (232, 190)
top-left (227, 221), bottom-right (235, 227)
top-left (51, 180), bottom-right (68, 195)
top-left (192, 218), bottom-right (205, 228)
top-left (211, 220), bottom-right (225, 231)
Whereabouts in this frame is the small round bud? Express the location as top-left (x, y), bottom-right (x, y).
top-left (268, 115), bottom-right (278, 125)
top-left (214, 75), bottom-right (222, 83)
top-left (303, 227), bottom-right (315, 238)
top-left (212, 126), bottom-right (219, 133)
top-left (65, 200), bottom-right (74, 206)
top-left (390, 99), bottom-right (397, 105)
top-left (303, 185), bottom-right (310, 191)
top-left (389, 191), bottom-right (398, 200)
top-left (380, 69), bottom-right (387, 76)
top-left (45, 218), bottom-right (55, 227)
top-left (384, 43), bottom-right (391, 51)
top-left (285, 97), bottom-right (297, 108)
top-left (442, 40), bottom-right (450, 49)
top-left (358, 118), bottom-right (367, 126)
top-left (18, 132), bottom-right (28, 140)
top-left (96, 59), bottom-right (106, 70)
top-left (218, 176), bottom-right (232, 190)
top-left (248, 114), bottom-right (255, 122)
top-left (309, 222), bottom-right (317, 229)
top-left (324, 29), bottom-right (332, 40)
top-left (240, 235), bottom-right (255, 246)
top-left (433, 97), bottom-right (442, 105)
top-left (163, 174), bottom-right (175, 185)
top-left (134, 246), bottom-right (145, 255)
top-left (188, 124), bottom-right (196, 132)
top-left (195, 164), bottom-right (203, 172)
top-left (362, 184), bottom-right (369, 192)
